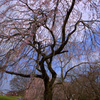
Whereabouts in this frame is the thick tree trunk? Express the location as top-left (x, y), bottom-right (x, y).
top-left (44, 82), bottom-right (53, 100)
top-left (44, 86), bottom-right (52, 100)
top-left (39, 59), bottom-right (56, 100)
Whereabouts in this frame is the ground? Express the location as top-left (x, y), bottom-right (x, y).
top-left (0, 95), bottom-right (23, 100)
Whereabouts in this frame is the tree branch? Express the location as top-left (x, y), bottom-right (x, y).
top-left (1, 69), bottom-right (43, 78)
top-left (46, 59), bottom-right (57, 86)
top-left (62, 0), bottom-right (75, 42)
top-left (52, 0), bottom-right (60, 27)
top-left (63, 61), bottom-right (100, 80)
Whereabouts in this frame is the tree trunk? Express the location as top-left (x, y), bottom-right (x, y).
top-left (44, 83), bottom-right (53, 100)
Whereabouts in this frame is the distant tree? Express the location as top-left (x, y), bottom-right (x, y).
top-left (25, 78), bottom-right (44, 100)
top-left (0, 0), bottom-right (100, 100)
top-left (66, 64), bottom-right (100, 100)
top-left (10, 76), bottom-right (29, 92)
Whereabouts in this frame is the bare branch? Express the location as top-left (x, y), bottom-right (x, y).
top-left (1, 69), bottom-right (43, 79)
top-left (62, 0), bottom-right (75, 42)
top-left (63, 61), bottom-right (100, 80)
top-left (52, 0), bottom-right (60, 27)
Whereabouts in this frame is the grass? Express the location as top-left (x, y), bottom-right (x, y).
top-left (0, 95), bottom-right (20, 100)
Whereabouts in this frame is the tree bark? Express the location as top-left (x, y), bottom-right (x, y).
top-left (44, 84), bottom-right (53, 100)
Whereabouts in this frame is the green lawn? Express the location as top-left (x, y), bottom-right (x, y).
top-left (0, 95), bottom-right (20, 100)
